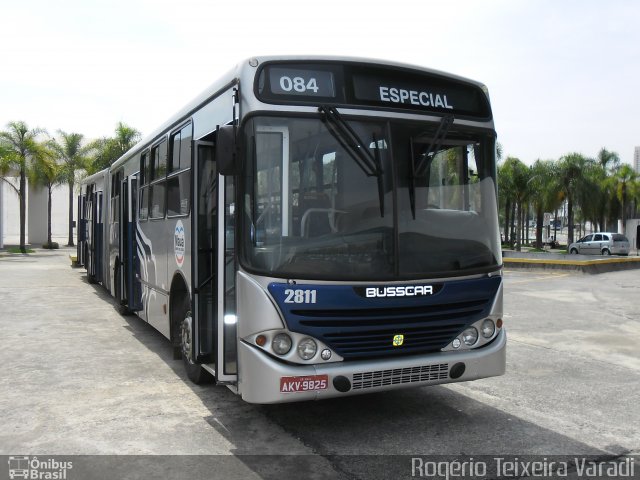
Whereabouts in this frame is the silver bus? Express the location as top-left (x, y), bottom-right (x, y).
top-left (77, 56), bottom-right (505, 403)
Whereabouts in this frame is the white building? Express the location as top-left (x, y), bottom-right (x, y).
top-left (1, 180), bottom-right (71, 247)
top-left (635, 146), bottom-right (640, 174)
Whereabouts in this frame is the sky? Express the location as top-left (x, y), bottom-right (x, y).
top-left (1, 0), bottom-right (639, 166)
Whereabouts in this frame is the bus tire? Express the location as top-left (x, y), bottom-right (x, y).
top-left (179, 295), bottom-right (212, 384)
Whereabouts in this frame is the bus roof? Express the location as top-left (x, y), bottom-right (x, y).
top-left (109, 56), bottom-right (492, 172)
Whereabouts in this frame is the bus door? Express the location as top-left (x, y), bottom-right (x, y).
top-left (77, 193), bottom-right (87, 267)
top-left (192, 141), bottom-right (216, 369)
top-left (121, 175), bottom-right (142, 311)
top-left (219, 173), bottom-right (237, 382)
top-left (87, 191), bottom-right (96, 278)
top-left (94, 191), bottom-right (104, 283)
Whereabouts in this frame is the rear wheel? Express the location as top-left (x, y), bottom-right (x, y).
top-left (602, 248), bottom-right (611, 256)
top-left (179, 296), bottom-right (212, 384)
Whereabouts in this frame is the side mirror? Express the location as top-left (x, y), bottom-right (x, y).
top-left (216, 124), bottom-right (239, 176)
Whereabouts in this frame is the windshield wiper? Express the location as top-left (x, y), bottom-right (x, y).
top-left (319, 106), bottom-right (385, 217)
top-left (408, 114), bottom-right (454, 219)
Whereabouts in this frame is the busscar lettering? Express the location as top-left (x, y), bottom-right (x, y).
top-left (365, 285), bottom-right (434, 298)
top-left (379, 86), bottom-right (453, 109)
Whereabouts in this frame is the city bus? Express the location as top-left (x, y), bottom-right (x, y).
top-left (78, 56), bottom-right (505, 403)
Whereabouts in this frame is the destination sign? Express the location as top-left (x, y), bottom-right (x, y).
top-left (267, 67), bottom-right (336, 98)
top-left (256, 62), bottom-right (491, 118)
top-left (351, 73), bottom-right (489, 117)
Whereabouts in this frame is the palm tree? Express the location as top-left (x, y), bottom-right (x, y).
top-left (596, 147), bottom-right (620, 173)
top-left (50, 131), bottom-right (92, 247)
top-left (498, 157), bottom-right (529, 250)
top-left (609, 164), bottom-right (638, 234)
top-left (528, 160), bottom-right (561, 247)
top-left (0, 121), bottom-right (48, 253)
top-left (510, 158), bottom-right (530, 251)
top-left (29, 147), bottom-right (64, 247)
top-left (497, 160), bottom-right (513, 244)
top-left (87, 122), bottom-right (141, 174)
top-left (556, 153), bottom-right (592, 245)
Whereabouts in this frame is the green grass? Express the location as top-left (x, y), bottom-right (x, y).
top-left (7, 246), bottom-right (35, 254)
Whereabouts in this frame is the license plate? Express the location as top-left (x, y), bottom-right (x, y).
top-left (280, 374), bottom-right (329, 393)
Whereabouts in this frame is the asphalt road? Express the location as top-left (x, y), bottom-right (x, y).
top-left (0, 248), bottom-right (638, 479)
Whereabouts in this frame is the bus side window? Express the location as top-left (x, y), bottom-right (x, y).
top-left (110, 171), bottom-right (121, 223)
top-left (149, 182), bottom-right (166, 219)
top-left (153, 140), bottom-right (168, 178)
top-left (167, 172), bottom-right (190, 217)
top-left (139, 151), bottom-right (150, 221)
top-left (139, 187), bottom-right (149, 220)
top-left (149, 141), bottom-right (167, 219)
top-left (167, 124), bottom-right (192, 217)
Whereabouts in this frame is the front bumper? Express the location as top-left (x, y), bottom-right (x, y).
top-left (237, 328), bottom-right (506, 404)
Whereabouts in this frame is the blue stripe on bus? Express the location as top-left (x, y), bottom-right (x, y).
top-left (268, 276), bottom-right (501, 360)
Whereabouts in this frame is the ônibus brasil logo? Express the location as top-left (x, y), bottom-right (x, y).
top-left (174, 220), bottom-right (185, 268)
top-left (8, 456), bottom-right (73, 479)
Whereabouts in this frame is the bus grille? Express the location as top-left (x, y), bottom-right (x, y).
top-left (269, 276), bottom-right (501, 361)
top-left (291, 298), bottom-right (489, 359)
top-left (352, 364), bottom-right (449, 390)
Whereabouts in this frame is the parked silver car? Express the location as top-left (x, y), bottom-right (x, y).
top-left (568, 232), bottom-right (630, 256)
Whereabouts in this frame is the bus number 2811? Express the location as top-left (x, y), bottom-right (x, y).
top-left (284, 289), bottom-right (317, 304)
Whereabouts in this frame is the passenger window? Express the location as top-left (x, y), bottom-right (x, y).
top-left (167, 171), bottom-right (191, 216)
top-left (593, 234), bottom-right (602, 241)
top-left (171, 130), bottom-right (181, 173)
top-left (583, 235), bottom-right (593, 242)
top-left (141, 152), bottom-right (150, 185)
top-left (602, 234), bottom-right (609, 241)
top-left (152, 140), bottom-right (168, 180)
top-left (170, 123), bottom-right (192, 172)
top-left (139, 186), bottom-right (149, 221)
top-left (149, 182), bottom-right (166, 219)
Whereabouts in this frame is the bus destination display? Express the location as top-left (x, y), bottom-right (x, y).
top-left (268, 67), bottom-right (336, 97)
top-left (351, 74), bottom-right (489, 117)
top-left (258, 62), bottom-right (491, 118)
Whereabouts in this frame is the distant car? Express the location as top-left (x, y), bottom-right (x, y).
top-left (568, 232), bottom-right (630, 256)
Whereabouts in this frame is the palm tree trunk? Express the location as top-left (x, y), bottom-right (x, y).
top-left (516, 201), bottom-right (522, 252)
top-left (48, 184), bottom-right (53, 246)
top-left (504, 200), bottom-right (511, 243)
top-left (567, 197), bottom-right (574, 245)
top-left (536, 208), bottom-right (544, 248)
top-left (621, 186), bottom-right (627, 234)
top-left (67, 180), bottom-right (75, 246)
top-left (19, 166), bottom-right (26, 253)
top-left (510, 202), bottom-right (516, 247)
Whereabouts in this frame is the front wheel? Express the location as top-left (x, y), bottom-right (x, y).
top-left (570, 248), bottom-right (578, 254)
top-left (180, 298), bottom-right (213, 384)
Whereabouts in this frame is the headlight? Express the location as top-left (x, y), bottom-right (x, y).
top-left (272, 333), bottom-right (292, 355)
top-left (481, 319), bottom-right (496, 338)
top-left (461, 327), bottom-right (478, 346)
top-left (297, 338), bottom-right (317, 360)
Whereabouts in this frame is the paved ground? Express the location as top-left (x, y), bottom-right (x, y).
top-left (0, 248), bottom-right (638, 479)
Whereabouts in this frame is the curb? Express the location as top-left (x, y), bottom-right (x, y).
top-left (503, 255), bottom-right (640, 274)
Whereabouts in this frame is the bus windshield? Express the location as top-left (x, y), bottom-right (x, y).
top-left (241, 115), bottom-right (501, 280)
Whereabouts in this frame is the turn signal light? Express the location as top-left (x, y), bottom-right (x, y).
top-left (496, 318), bottom-right (503, 329)
top-left (255, 335), bottom-right (267, 347)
